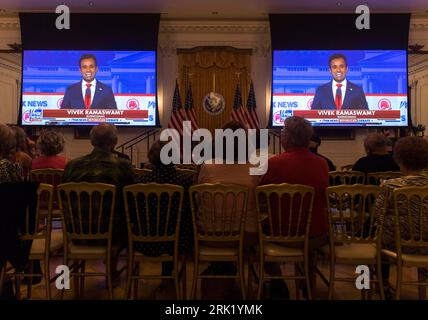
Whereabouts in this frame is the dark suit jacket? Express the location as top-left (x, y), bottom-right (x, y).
top-left (311, 80), bottom-right (368, 110)
top-left (61, 80), bottom-right (117, 109)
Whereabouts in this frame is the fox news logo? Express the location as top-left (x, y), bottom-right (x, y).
top-left (274, 101), bottom-right (298, 108)
top-left (273, 110), bottom-right (292, 125)
top-left (23, 109), bottom-right (42, 123)
top-left (22, 100), bottom-right (48, 108)
top-left (378, 99), bottom-right (391, 110)
top-left (126, 98), bottom-right (140, 110)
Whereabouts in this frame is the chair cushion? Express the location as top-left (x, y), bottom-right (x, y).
top-left (402, 254), bottom-right (428, 265)
top-left (334, 243), bottom-right (377, 260)
top-left (30, 229), bottom-right (64, 255)
top-left (68, 243), bottom-right (107, 255)
top-left (382, 249), bottom-right (428, 266)
top-left (263, 242), bottom-right (304, 257)
top-left (199, 245), bottom-right (238, 256)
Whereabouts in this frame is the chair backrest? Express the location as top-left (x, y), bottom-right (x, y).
top-left (366, 171), bottom-right (403, 186)
top-left (256, 183), bottom-right (314, 245)
top-left (329, 170), bottom-right (365, 186)
top-left (123, 183), bottom-right (184, 247)
top-left (57, 182), bottom-right (116, 242)
top-left (189, 184), bottom-right (248, 243)
top-left (133, 168), bottom-right (152, 178)
top-left (19, 183), bottom-right (54, 242)
top-left (392, 186), bottom-right (428, 253)
top-left (326, 184), bottom-right (383, 243)
top-left (30, 169), bottom-right (64, 211)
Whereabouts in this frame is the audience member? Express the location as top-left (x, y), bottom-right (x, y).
top-left (0, 124), bottom-right (23, 183)
top-left (260, 116), bottom-right (329, 298)
top-left (352, 133), bottom-right (400, 174)
top-left (10, 126), bottom-right (33, 179)
top-left (375, 136), bottom-right (428, 297)
top-left (62, 123), bottom-right (135, 285)
top-left (309, 134), bottom-right (336, 171)
top-left (32, 130), bottom-right (67, 170)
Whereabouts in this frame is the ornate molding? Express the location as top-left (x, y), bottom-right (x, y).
top-left (159, 20), bottom-right (269, 34)
top-left (0, 16), bottom-right (20, 31)
top-left (410, 17), bottom-right (428, 31)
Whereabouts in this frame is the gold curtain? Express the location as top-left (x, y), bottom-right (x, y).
top-left (178, 47), bottom-right (252, 133)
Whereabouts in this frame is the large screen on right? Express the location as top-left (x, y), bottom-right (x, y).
top-left (271, 50), bottom-right (408, 127)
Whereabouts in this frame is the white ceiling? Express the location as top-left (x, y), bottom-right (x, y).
top-left (0, 0), bottom-right (427, 18)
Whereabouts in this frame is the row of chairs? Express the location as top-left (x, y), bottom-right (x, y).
top-left (2, 180), bottom-right (428, 300)
top-left (329, 170), bottom-right (402, 186)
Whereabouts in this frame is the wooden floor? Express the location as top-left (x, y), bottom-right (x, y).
top-left (10, 255), bottom-right (425, 300)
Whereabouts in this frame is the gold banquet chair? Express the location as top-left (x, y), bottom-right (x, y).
top-left (252, 183), bottom-right (315, 300)
top-left (189, 184), bottom-right (248, 299)
top-left (123, 183), bottom-right (186, 300)
top-left (382, 186), bottom-right (428, 300)
top-left (366, 171), bottom-right (403, 186)
top-left (57, 182), bottom-right (116, 299)
top-left (30, 168), bottom-right (64, 221)
top-left (323, 185), bottom-right (385, 299)
top-left (6, 184), bottom-right (63, 299)
top-left (329, 170), bottom-right (365, 186)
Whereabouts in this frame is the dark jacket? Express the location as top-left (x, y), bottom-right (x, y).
top-left (311, 80), bottom-right (369, 110)
top-left (61, 80), bottom-right (117, 109)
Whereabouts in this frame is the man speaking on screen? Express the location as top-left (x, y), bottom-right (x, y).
top-left (311, 53), bottom-right (368, 110)
top-left (61, 54), bottom-right (117, 109)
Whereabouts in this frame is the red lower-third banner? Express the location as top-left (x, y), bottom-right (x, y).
top-left (43, 109), bottom-right (149, 119)
top-left (293, 110), bottom-right (400, 119)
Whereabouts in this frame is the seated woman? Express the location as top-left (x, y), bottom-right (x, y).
top-left (10, 126), bottom-right (33, 179)
top-left (134, 140), bottom-right (194, 295)
top-left (32, 130), bottom-right (67, 170)
top-left (375, 136), bottom-right (428, 297)
top-left (0, 124), bottom-right (23, 183)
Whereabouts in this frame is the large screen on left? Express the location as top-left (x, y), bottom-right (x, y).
top-left (21, 50), bottom-right (157, 126)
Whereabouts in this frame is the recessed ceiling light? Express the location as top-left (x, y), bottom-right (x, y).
top-left (89, 1), bottom-right (94, 6)
top-left (336, 1), bottom-right (342, 6)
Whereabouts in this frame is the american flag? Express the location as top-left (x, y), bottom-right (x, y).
top-left (168, 80), bottom-right (186, 135)
top-left (245, 81), bottom-right (260, 129)
top-left (184, 82), bottom-right (199, 132)
top-left (230, 84), bottom-right (248, 127)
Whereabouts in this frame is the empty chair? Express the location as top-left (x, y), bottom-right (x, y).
top-left (382, 186), bottom-right (428, 299)
top-left (30, 168), bottom-right (64, 220)
top-left (189, 183), bottom-right (248, 299)
top-left (3, 183), bottom-right (63, 299)
top-left (57, 182), bottom-right (116, 299)
top-left (252, 183), bottom-right (315, 300)
top-left (323, 184), bottom-right (385, 299)
top-left (123, 183), bottom-right (186, 299)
